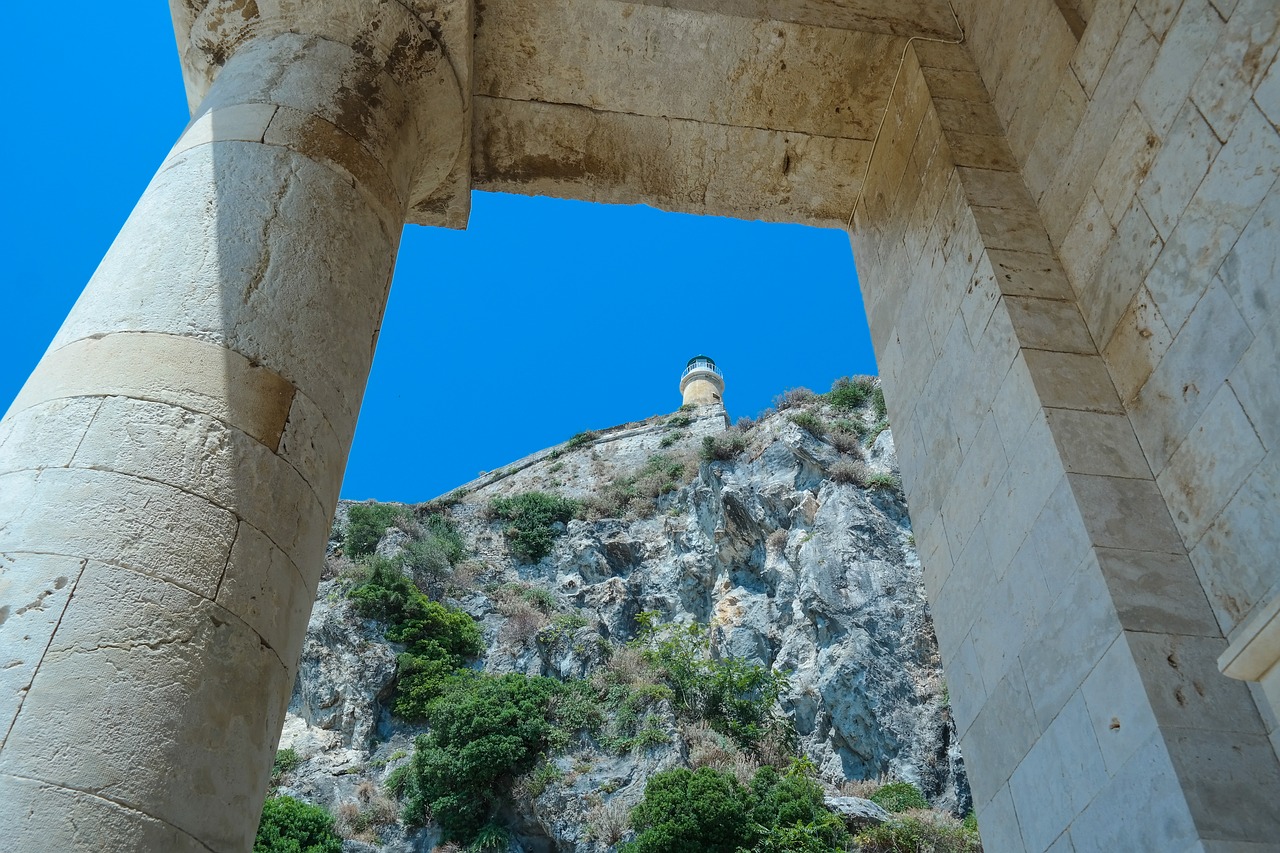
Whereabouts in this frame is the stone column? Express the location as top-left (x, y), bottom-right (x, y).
top-left (0, 3), bottom-right (465, 851)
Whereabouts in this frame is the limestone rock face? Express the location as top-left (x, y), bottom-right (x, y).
top-left (276, 399), bottom-right (968, 850)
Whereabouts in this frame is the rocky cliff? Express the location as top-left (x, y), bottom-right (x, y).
top-left (274, 387), bottom-right (970, 851)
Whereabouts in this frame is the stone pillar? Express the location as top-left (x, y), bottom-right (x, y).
top-left (0, 3), bottom-right (465, 851)
top-left (851, 38), bottom-right (1280, 852)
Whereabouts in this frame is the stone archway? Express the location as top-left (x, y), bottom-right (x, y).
top-left (1, 2), bottom-right (1278, 851)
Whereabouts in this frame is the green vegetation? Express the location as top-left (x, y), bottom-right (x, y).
top-left (639, 620), bottom-right (790, 751)
top-left (788, 411), bottom-right (827, 437)
top-left (566, 430), bottom-right (599, 450)
top-left (344, 503), bottom-right (405, 558)
top-left (254, 796), bottom-right (343, 853)
top-left (873, 387), bottom-right (888, 420)
top-left (270, 748), bottom-right (302, 785)
top-left (855, 813), bottom-right (982, 852)
top-left (489, 492), bottom-right (582, 562)
top-left (870, 780), bottom-right (929, 813)
top-left (824, 376), bottom-right (877, 411)
top-left (866, 471), bottom-right (901, 492)
top-left (832, 418), bottom-right (869, 439)
top-left (701, 432), bottom-right (747, 462)
top-left (659, 431), bottom-right (685, 448)
top-left (623, 761), bottom-right (851, 853)
top-left (622, 766), bottom-right (758, 853)
top-left (666, 414), bottom-right (694, 428)
top-left (868, 419), bottom-right (891, 444)
top-left (398, 513), bottom-right (467, 582)
top-left (395, 673), bottom-right (600, 845)
top-left (590, 453), bottom-right (694, 519)
top-left (349, 558), bottom-right (484, 720)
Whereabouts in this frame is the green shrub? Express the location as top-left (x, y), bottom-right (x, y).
top-left (622, 767), bottom-right (759, 853)
top-left (398, 673), bottom-right (592, 844)
top-left (470, 823), bottom-right (512, 851)
top-left (666, 414), bottom-right (694, 427)
top-left (271, 748), bottom-right (302, 784)
top-left (345, 503), bottom-right (405, 558)
top-left (701, 432), bottom-right (747, 462)
top-left (753, 761), bottom-right (853, 853)
top-left (640, 622), bottom-right (790, 751)
top-left (350, 558), bottom-right (484, 719)
top-left (825, 382), bottom-right (870, 410)
top-left (255, 796), bottom-right (342, 853)
top-left (489, 492), bottom-right (582, 562)
top-left (788, 411), bottom-right (827, 437)
top-left (832, 418), bottom-right (869, 439)
top-left (624, 762), bottom-right (850, 853)
top-left (873, 387), bottom-right (888, 419)
top-left (866, 471), bottom-right (901, 492)
top-left (870, 780), bottom-right (929, 812)
top-left (566, 430), bottom-right (599, 450)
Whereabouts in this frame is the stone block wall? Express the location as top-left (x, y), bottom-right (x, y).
top-left (850, 11), bottom-right (1280, 849)
top-left (952, 0), bottom-right (1280, 744)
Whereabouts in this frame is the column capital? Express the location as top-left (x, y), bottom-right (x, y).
top-left (169, 0), bottom-right (473, 226)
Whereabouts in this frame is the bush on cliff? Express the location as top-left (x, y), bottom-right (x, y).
top-left (349, 557), bottom-right (483, 719)
top-left (254, 796), bottom-right (343, 853)
top-left (623, 761), bottom-right (851, 853)
top-left (489, 491), bottom-right (582, 562)
top-left (344, 502), bottom-right (405, 558)
top-left (396, 673), bottom-right (601, 844)
top-left (638, 620), bottom-right (790, 751)
top-left (869, 780), bottom-right (929, 813)
top-left (700, 432), bottom-right (747, 462)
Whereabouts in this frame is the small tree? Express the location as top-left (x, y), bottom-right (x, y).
top-left (345, 503), bottom-right (404, 558)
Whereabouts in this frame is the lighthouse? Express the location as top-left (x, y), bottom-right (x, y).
top-left (680, 355), bottom-right (725, 406)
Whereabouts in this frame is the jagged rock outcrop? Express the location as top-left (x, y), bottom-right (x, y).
top-left (275, 394), bottom-right (969, 851)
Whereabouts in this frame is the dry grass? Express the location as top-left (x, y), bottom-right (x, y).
top-left (447, 559), bottom-right (485, 591)
top-left (334, 781), bottom-right (398, 841)
top-left (774, 387), bottom-right (817, 409)
top-left (830, 458), bottom-right (870, 486)
top-left (828, 430), bottom-right (866, 458)
top-left (499, 598), bottom-right (551, 644)
top-left (683, 721), bottom-right (761, 784)
top-left (586, 798), bottom-right (631, 845)
top-left (837, 776), bottom-right (888, 798)
top-left (592, 645), bottom-right (654, 691)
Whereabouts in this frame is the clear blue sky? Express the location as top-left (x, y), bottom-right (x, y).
top-left (0, 5), bottom-right (874, 502)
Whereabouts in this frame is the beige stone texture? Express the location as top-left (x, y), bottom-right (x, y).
top-left (5, 0), bottom-right (1280, 849)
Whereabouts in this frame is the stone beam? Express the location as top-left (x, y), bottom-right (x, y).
top-left (473, 95), bottom-right (869, 226)
top-left (609, 0), bottom-right (963, 40)
top-left (0, 2), bottom-right (469, 850)
top-left (472, 0), bottom-right (901, 223)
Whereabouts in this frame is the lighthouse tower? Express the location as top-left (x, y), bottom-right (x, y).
top-left (680, 355), bottom-right (725, 406)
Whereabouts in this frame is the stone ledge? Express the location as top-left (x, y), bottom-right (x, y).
top-left (1220, 593), bottom-right (1280, 683)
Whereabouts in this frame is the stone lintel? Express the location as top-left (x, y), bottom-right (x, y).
top-left (608, 0), bottom-right (963, 40)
